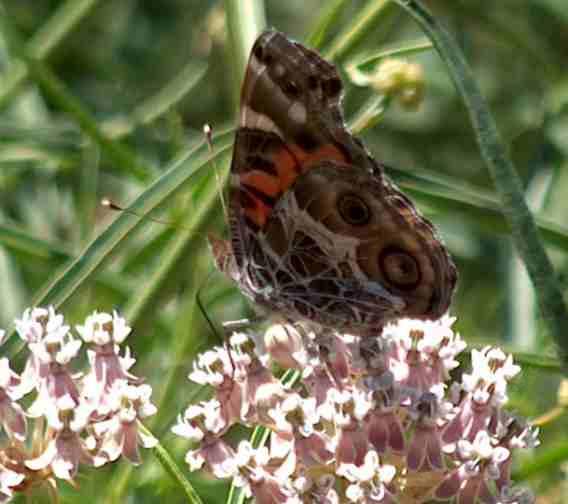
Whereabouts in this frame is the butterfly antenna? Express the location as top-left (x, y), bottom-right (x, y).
top-left (100, 198), bottom-right (208, 237)
top-left (196, 268), bottom-right (238, 375)
top-left (204, 124), bottom-right (229, 226)
top-left (196, 268), bottom-right (223, 344)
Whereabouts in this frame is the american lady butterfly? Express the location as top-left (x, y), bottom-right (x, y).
top-left (210, 30), bottom-right (457, 335)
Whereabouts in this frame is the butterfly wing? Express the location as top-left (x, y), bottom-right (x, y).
top-left (217, 30), bottom-right (456, 332)
top-left (259, 164), bottom-right (457, 330)
top-left (228, 30), bottom-right (376, 268)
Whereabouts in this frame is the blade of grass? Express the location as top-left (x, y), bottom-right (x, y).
top-left (226, 369), bottom-right (300, 504)
top-left (123, 170), bottom-right (225, 324)
top-left (0, 0), bottom-right (99, 110)
top-left (507, 350), bottom-right (559, 372)
top-left (224, 0), bottom-right (266, 100)
top-left (102, 61), bottom-right (208, 139)
top-left (2, 129), bottom-right (233, 343)
top-left (349, 95), bottom-right (389, 134)
top-left (508, 171), bottom-right (553, 350)
top-left (324, 0), bottom-right (393, 61)
top-left (139, 423), bottom-right (204, 504)
top-left (306, 0), bottom-right (351, 49)
top-left (349, 37), bottom-right (432, 71)
top-left (0, 223), bottom-right (71, 263)
top-left (108, 254), bottom-right (216, 502)
top-left (394, 0), bottom-right (568, 367)
top-left (22, 56), bottom-right (151, 180)
top-left (515, 439), bottom-right (568, 481)
top-left (0, 222), bottom-right (138, 302)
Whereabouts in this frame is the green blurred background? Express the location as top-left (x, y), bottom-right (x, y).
top-left (1, 0), bottom-right (567, 502)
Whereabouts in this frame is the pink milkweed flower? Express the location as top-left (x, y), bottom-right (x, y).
top-left (0, 463), bottom-right (25, 502)
top-left (384, 316), bottom-right (464, 398)
top-left (365, 371), bottom-right (405, 454)
top-left (25, 408), bottom-right (101, 482)
top-left (189, 344), bottom-right (250, 428)
top-left (75, 311), bottom-right (132, 346)
top-left (264, 324), bottom-right (308, 370)
top-left (16, 307), bottom-right (71, 396)
top-left (172, 400), bottom-right (226, 442)
top-left (232, 442), bottom-right (300, 504)
top-left (443, 347), bottom-right (519, 445)
top-left (333, 388), bottom-right (374, 467)
top-left (15, 307), bottom-right (68, 345)
top-left (435, 430), bottom-right (511, 504)
top-left (174, 319), bottom-right (537, 503)
top-left (0, 307), bottom-right (158, 501)
top-left (0, 358), bottom-right (26, 441)
top-left (338, 450), bottom-right (397, 504)
top-left (268, 395), bottom-right (334, 468)
top-left (406, 392), bottom-right (445, 471)
top-left (25, 327), bottom-right (82, 423)
top-left (94, 381), bottom-right (157, 465)
top-left (77, 312), bottom-right (140, 417)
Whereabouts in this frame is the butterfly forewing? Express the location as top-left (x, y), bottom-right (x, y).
top-left (213, 30), bottom-right (457, 334)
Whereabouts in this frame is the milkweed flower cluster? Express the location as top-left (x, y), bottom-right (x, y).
top-left (0, 307), bottom-right (157, 501)
top-left (173, 316), bottom-right (537, 504)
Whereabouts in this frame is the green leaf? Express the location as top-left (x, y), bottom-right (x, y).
top-left (324, 0), bottom-right (393, 61)
top-left (306, 0), bottom-right (351, 49)
top-left (224, 0), bottom-right (267, 102)
top-left (0, 0), bottom-right (100, 110)
top-left (19, 129), bottom-right (232, 328)
top-left (394, 0), bottom-right (568, 369)
top-left (515, 439), bottom-right (568, 480)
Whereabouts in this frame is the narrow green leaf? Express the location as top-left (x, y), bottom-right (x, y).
top-left (123, 171), bottom-right (225, 324)
top-left (349, 95), bottom-right (389, 134)
top-left (349, 38), bottom-right (432, 71)
top-left (11, 130), bottom-right (232, 334)
top-left (226, 370), bottom-right (300, 504)
top-left (139, 424), bottom-right (204, 504)
top-left (0, 223), bottom-right (70, 262)
top-left (394, 0), bottom-right (568, 368)
top-left (0, 0), bottom-right (99, 110)
top-left (306, 0), bottom-right (351, 49)
top-left (23, 56), bottom-right (151, 180)
top-left (224, 0), bottom-right (267, 100)
top-left (103, 62), bottom-right (208, 139)
top-left (324, 0), bottom-right (392, 61)
top-left (515, 439), bottom-right (568, 480)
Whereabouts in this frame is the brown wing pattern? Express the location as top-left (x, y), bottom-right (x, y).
top-left (257, 165), bottom-right (457, 328)
top-left (229, 30), bottom-right (375, 266)
top-left (216, 30), bottom-right (457, 333)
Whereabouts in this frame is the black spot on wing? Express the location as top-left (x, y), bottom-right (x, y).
top-left (242, 183), bottom-right (278, 207)
top-left (246, 155), bottom-right (278, 176)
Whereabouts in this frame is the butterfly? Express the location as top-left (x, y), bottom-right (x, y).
top-left (210, 30), bottom-right (457, 335)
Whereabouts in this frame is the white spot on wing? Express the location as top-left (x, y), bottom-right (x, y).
top-left (273, 63), bottom-right (285, 77)
top-left (241, 106), bottom-right (284, 138)
top-left (288, 102), bottom-right (307, 124)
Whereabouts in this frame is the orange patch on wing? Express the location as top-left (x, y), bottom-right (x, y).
top-left (290, 143), bottom-right (346, 170)
top-left (244, 195), bottom-right (270, 228)
top-left (240, 171), bottom-right (281, 197)
top-left (272, 148), bottom-right (299, 192)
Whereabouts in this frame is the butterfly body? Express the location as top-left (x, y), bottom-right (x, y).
top-left (212, 30), bottom-right (457, 334)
